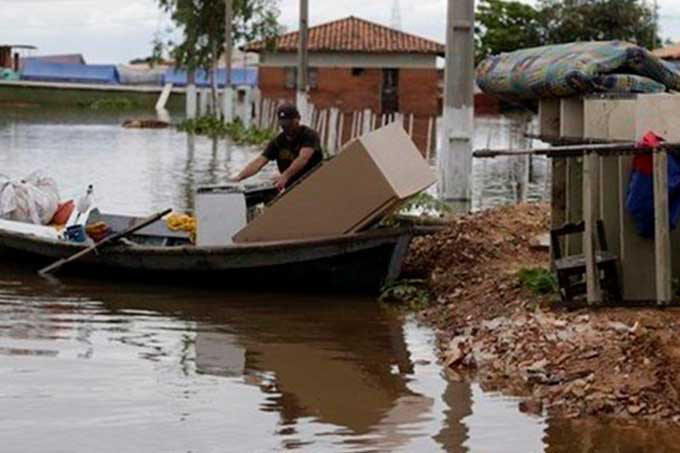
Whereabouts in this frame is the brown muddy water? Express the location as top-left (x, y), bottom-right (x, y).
top-left (1, 108), bottom-right (679, 452)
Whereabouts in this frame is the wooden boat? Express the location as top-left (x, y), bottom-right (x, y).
top-left (0, 210), bottom-right (416, 293)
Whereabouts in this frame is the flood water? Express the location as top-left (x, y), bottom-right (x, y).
top-left (1, 107), bottom-right (679, 452)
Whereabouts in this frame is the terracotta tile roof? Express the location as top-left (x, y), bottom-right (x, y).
top-left (244, 16), bottom-right (445, 56)
top-left (653, 43), bottom-right (680, 60)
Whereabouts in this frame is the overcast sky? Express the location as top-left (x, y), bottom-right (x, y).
top-left (1, 0), bottom-right (679, 64)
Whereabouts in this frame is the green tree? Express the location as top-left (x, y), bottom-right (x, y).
top-left (157, 0), bottom-right (280, 71)
top-left (157, 0), bottom-right (280, 117)
top-left (476, 0), bottom-right (662, 61)
top-left (538, 0), bottom-right (660, 49)
top-left (475, 0), bottom-right (544, 63)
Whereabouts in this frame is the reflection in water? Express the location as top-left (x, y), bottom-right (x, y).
top-left (545, 418), bottom-right (680, 453)
top-left (0, 255), bottom-right (678, 451)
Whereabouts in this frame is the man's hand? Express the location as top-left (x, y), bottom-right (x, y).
top-left (272, 174), bottom-right (289, 192)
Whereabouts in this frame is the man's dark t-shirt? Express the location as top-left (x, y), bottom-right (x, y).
top-left (262, 125), bottom-right (323, 185)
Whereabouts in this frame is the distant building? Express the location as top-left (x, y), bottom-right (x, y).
top-left (244, 16), bottom-right (444, 152)
top-left (245, 16), bottom-right (443, 116)
top-left (20, 54), bottom-right (86, 68)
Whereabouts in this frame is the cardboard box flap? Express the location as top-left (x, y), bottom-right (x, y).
top-left (232, 140), bottom-right (395, 243)
top-left (357, 122), bottom-right (437, 199)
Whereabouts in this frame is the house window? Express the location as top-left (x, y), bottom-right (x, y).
top-left (285, 67), bottom-right (296, 89)
top-left (352, 67), bottom-right (365, 76)
top-left (308, 68), bottom-right (318, 89)
top-left (284, 67), bottom-right (318, 89)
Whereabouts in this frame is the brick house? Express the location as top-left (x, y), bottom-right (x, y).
top-left (244, 16), bottom-right (445, 153)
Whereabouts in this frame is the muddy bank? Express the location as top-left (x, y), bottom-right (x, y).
top-left (407, 203), bottom-right (680, 424)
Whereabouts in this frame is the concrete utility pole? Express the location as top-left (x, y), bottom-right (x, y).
top-left (438, 0), bottom-right (475, 204)
top-left (186, 69), bottom-right (197, 119)
top-left (223, 0), bottom-right (234, 122)
top-left (297, 0), bottom-right (309, 123)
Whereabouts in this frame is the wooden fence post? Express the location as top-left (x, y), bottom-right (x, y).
top-left (363, 109), bottom-right (372, 134)
top-left (426, 117), bottom-right (434, 159)
top-left (327, 108), bottom-right (339, 155)
top-left (654, 149), bottom-right (672, 305)
top-left (583, 152), bottom-right (602, 305)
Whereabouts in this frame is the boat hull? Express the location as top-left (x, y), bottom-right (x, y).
top-left (0, 227), bottom-right (414, 293)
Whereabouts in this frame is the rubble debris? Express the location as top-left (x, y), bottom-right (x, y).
top-left (407, 203), bottom-right (680, 424)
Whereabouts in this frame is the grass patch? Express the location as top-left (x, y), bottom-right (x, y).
top-left (178, 116), bottom-right (276, 145)
top-left (83, 98), bottom-right (140, 110)
top-left (518, 267), bottom-right (557, 295)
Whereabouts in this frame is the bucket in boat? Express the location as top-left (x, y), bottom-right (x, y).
top-left (64, 225), bottom-right (87, 242)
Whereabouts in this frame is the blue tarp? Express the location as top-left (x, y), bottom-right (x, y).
top-left (163, 68), bottom-right (257, 87)
top-left (20, 60), bottom-right (119, 85)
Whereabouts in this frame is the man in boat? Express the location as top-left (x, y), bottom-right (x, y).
top-left (234, 103), bottom-right (323, 191)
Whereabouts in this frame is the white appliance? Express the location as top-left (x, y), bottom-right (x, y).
top-left (195, 185), bottom-right (248, 246)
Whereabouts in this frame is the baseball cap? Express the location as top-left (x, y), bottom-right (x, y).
top-left (277, 103), bottom-right (301, 120)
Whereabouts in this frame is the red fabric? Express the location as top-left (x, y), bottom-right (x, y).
top-left (632, 154), bottom-right (653, 176)
top-left (633, 131), bottom-right (666, 176)
top-left (637, 131), bottom-right (665, 148)
top-left (50, 200), bottom-right (75, 225)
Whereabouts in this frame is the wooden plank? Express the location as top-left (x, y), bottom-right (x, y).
top-left (583, 153), bottom-right (602, 304)
top-left (350, 111), bottom-right (357, 139)
top-left (654, 150), bottom-right (672, 304)
top-left (155, 82), bottom-right (173, 111)
top-left (559, 97), bottom-right (584, 139)
top-left (338, 112), bottom-right (345, 147)
top-left (599, 156), bottom-right (621, 257)
top-left (318, 110), bottom-right (327, 145)
top-left (327, 108), bottom-right (338, 155)
top-left (363, 109), bottom-right (372, 134)
top-left (551, 158), bottom-right (567, 228)
top-left (618, 155), bottom-right (657, 301)
top-left (538, 99), bottom-right (560, 137)
top-left (565, 157), bottom-right (583, 255)
top-left (584, 105), bottom-right (622, 258)
top-left (426, 117), bottom-right (434, 160)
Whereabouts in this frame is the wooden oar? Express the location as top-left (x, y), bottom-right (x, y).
top-left (38, 208), bottom-right (172, 276)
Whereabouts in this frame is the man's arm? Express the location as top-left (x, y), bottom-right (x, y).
top-left (273, 147), bottom-right (314, 191)
top-left (235, 156), bottom-right (269, 182)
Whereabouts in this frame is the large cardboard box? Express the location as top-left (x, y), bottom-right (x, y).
top-left (233, 122), bottom-right (436, 243)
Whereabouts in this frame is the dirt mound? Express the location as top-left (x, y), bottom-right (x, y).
top-left (406, 203), bottom-right (551, 330)
top-left (409, 203), bottom-right (680, 423)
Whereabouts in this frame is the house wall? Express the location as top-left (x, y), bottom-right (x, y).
top-left (257, 65), bottom-right (441, 154)
top-left (259, 51), bottom-right (437, 68)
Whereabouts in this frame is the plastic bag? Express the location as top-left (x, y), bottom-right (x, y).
top-left (0, 171), bottom-right (60, 225)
